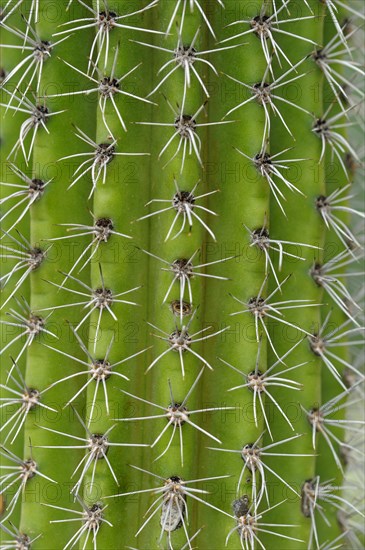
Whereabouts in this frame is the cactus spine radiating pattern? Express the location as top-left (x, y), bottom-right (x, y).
top-left (0, 1), bottom-right (364, 549)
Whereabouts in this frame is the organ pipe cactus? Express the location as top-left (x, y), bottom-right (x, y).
top-left (0, 1), bottom-right (364, 549)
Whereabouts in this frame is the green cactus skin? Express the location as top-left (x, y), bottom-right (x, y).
top-left (0, 1), bottom-right (364, 550)
top-left (0, 13), bottom-right (31, 530)
top-left (196, 1), bottom-right (270, 547)
top-left (313, 4), bottom-right (353, 545)
top-left (16, 3), bottom-right (96, 547)
top-left (81, 4), bottom-right (155, 547)
top-left (260, 2), bottom-right (326, 546)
